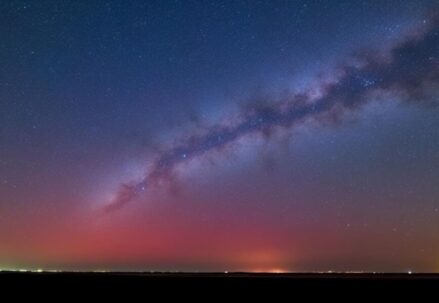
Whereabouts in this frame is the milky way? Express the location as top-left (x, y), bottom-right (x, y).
top-left (104, 14), bottom-right (439, 213)
top-left (2, 1), bottom-right (439, 272)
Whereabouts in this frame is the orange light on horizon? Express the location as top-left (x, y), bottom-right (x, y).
top-left (248, 267), bottom-right (289, 273)
top-left (230, 249), bottom-right (292, 273)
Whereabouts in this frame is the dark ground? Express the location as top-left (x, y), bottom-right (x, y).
top-left (1, 272), bottom-right (437, 297)
top-left (2, 271), bottom-right (439, 278)
top-left (1, 271), bottom-right (438, 284)
top-left (3, 271), bottom-right (439, 281)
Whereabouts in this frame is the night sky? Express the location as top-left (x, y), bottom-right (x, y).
top-left (1, 0), bottom-right (439, 272)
